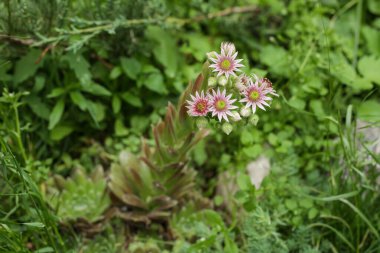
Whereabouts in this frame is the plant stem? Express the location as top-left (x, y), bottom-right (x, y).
top-left (13, 104), bottom-right (27, 165)
top-left (353, 0), bottom-right (362, 68)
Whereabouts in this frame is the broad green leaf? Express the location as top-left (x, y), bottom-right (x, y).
top-left (368, 0), bottom-right (380, 15)
top-left (121, 92), bottom-right (142, 107)
top-left (50, 124), bottom-right (75, 141)
top-left (86, 101), bottom-right (106, 123)
top-left (130, 116), bottom-right (150, 133)
top-left (34, 75), bottom-right (45, 92)
top-left (114, 118), bottom-right (128, 136)
top-left (48, 98), bottom-right (65, 130)
top-left (112, 95), bottom-right (122, 113)
top-left (82, 83), bottom-right (111, 96)
top-left (237, 173), bottom-right (252, 191)
top-left (14, 49), bottom-right (43, 84)
top-left (146, 26), bottom-right (179, 78)
top-left (362, 26), bottom-right (380, 56)
top-left (240, 130), bottom-right (254, 145)
top-left (285, 199), bottom-right (298, 210)
top-left (358, 100), bottom-right (380, 122)
top-left (259, 45), bottom-right (289, 76)
top-left (288, 97), bottom-right (306, 110)
top-left (144, 73), bottom-right (167, 94)
top-left (182, 33), bottom-right (211, 61)
top-left (70, 91), bottom-right (87, 110)
top-left (63, 52), bottom-right (91, 85)
top-left (25, 95), bottom-right (50, 120)
top-left (242, 145), bottom-right (262, 159)
top-left (110, 66), bottom-right (122, 80)
top-left (310, 99), bottom-right (325, 116)
top-left (331, 53), bottom-right (372, 90)
top-left (358, 56), bottom-right (380, 85)
top-left (120, 57), bottom-right (141, 80)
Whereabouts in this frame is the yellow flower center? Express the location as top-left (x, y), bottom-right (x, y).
top-left (196, 101), bottom-right (207, 112)
top-left (220, 59), bottom-right (231, 70)
top-left (249, 90), bottom-right (260, 101)
top-left (216, 100), bottom-right (226, 110)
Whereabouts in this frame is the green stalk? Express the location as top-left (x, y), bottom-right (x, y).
top-left (13, 105), bottom-right (27, 165)
top-left (352, 0), bottom-right (362, 68)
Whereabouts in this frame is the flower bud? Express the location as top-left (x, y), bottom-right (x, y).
top-left (240, 107), bottom-right (251, 118)
top-left (231, 111), bottom-right (242, 122)
top-left (222, 122), bottom-right (233, 135)
top-left (196, 117), bottom-right (208, 129)
top-left (206, 51), bottom-right (217, 60)
top-left (208, 77), bottom-right (217, 87)
top-left (249, 114), bottom-right (259, 126)
top-left (218, 76), bottom-right (228, 86)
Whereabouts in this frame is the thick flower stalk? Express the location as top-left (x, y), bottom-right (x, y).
top-left (187, 42), bottom-right (279, 134)
top-left (108, 65), bottom-right (210, 224)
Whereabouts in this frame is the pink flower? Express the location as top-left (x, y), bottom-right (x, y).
top-left (259, 77), bottom-right (279, 97)
top-left (186, 91), bottom-right (210, 116)
top-left (240, 79), bottom-right (274, 113)
top-left (209, 89), bottom-right (238, 122)
top-left (235, 74), bottom-right (252, 91)
top-left (209, 42), bottom-right (244, 78)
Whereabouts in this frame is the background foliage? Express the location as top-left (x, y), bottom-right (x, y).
top-left (1, 0), bottom-right (380, 252)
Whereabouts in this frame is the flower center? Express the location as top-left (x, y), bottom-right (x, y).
top-left (249, 90), bottom-right (260, 101)
top-left (215, 100), bottom-right (226, 111)
top-left (220, 59), bottom-right (231, 70)
top-left (195, 100), bottom-right (207, 113)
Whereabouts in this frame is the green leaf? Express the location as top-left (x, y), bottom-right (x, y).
top-left (25, 95), bottom-right (50, 120)
top-left (368, 0), bottom-right (380, 15)
top-left (240, 130), bottom-right (254, 145)
top-left (115, 118), bottom-right (128, 136)
top-left (110, 66), bottom-right (122, 80)
top-left (146, 26), bottom-right (179, 78)
top-left (48, 98), bottom-right (65, 130)
top-left (121, 92), bottom-right (142, 107)
top-left (34, 247), bottom-right (54, 253)
top-left (331, 53), bottom-right (372, 91)
top-left (288, 97), bottom-right (306, 110)
top-left (50, 124), bottom-right (75, 141)
top-left (310, 99), bottom-right (325, 116)
top-left (285, 199), bottom-right (298, 210)
top-left (237, 173), bottom-right (252, 191)
top-left (48, 88), bottom-right (66, 98)
top-left (144, 73), bottom-right (168, 94)
top-left (120, 57), bottom-right (141, 80)
top-left (259, 45), bottom-right (289, 76)
top-left (130, 116), bottom-right (150, 133)
top-left (63, 52), bottom-right (91, 85)
top-left (14, 49), bottom-right (43, 84)
top-left (70, 91), bottom-right (87, 111)
top-left (358, 100), bottom-right (380, 122)
top-left (362, 26), bottom-right (380, 56)
top-left (22, 222), bottom-right (45, 228)
top-left (34, 75), bottom-right (46, 92)
top-left (358, 55), bottom-right (380, 85)
top-left (112, 95), bottom-right (122, 113)
top-left (182, 33), bottom-right (211, 61)
top-left (193, 140), bottom-right (207, 165)
top-left (308, 208), bottom-right (318, 219)
top-left (87, 101), bottom-right (106, 123)
top-left (82, 83), bottom-right (111, 96)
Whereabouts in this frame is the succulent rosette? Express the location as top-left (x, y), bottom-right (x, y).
top-left (186, 42), bottom-right (279, 134)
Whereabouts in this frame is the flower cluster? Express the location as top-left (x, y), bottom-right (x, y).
top-left (186, 42), bottom-right (279, 134)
